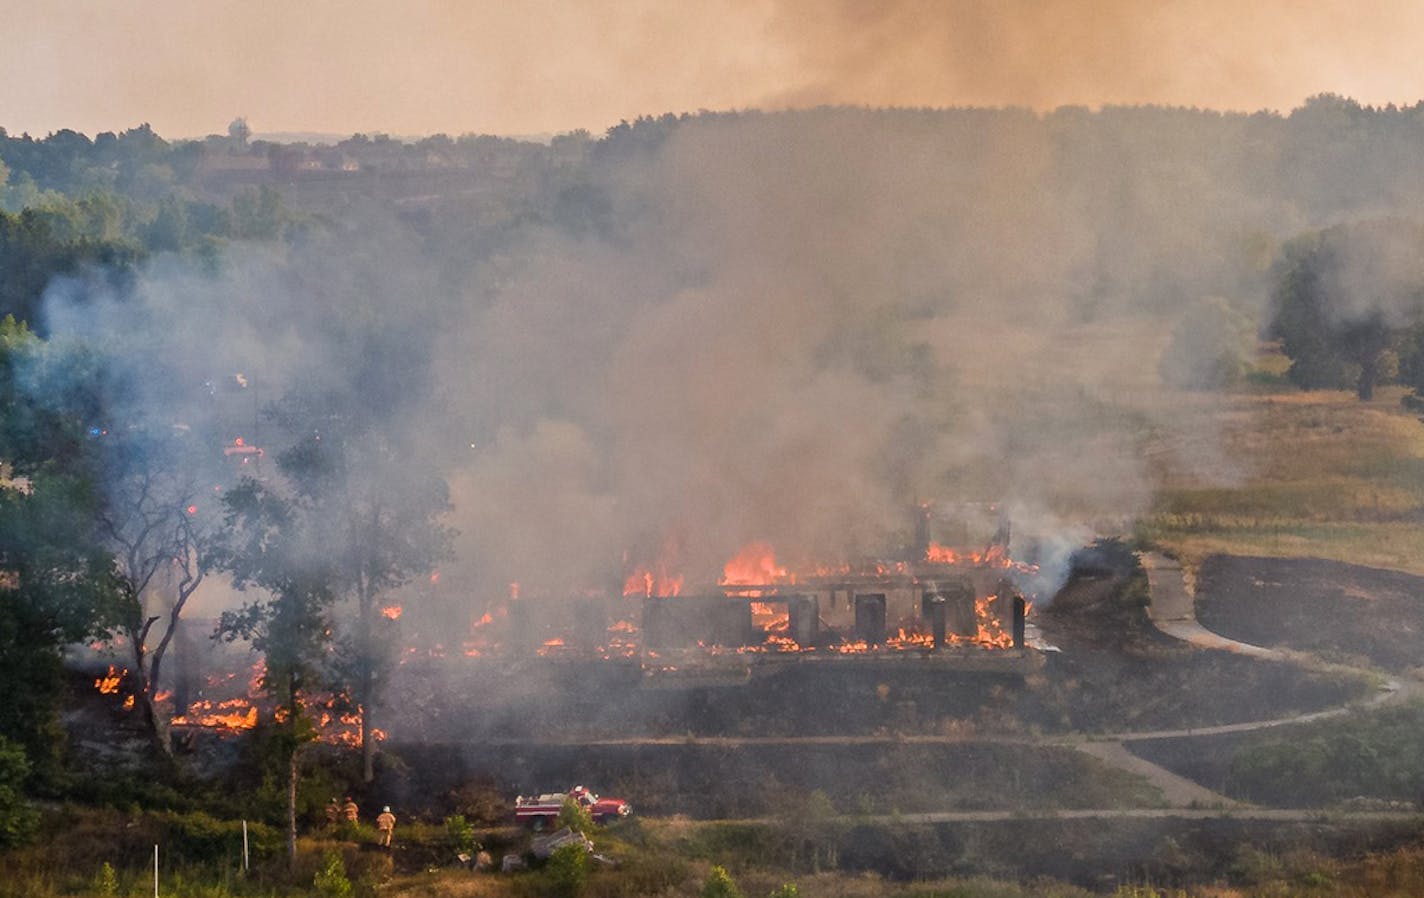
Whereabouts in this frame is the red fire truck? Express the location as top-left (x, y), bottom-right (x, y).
top-left (513, 785), bottom-right (631, 827)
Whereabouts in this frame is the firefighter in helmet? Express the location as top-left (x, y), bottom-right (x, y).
top-left (376, 805), bottom-right (396, 847)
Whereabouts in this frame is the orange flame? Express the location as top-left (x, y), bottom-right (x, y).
top-left (94, 666), bottom-right (124, 694)
top-left (381, 605), bottom-right (402, 620)
top-left (721, 542), bottom-right (788, 587)
top-left (623, 567), bottom-right (683, 598)
top-left (925, 542), bottom-right (1022, 571)
top-left (172, 698), bottom-right (259, 730)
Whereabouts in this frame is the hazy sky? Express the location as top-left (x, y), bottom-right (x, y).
top-left (4, 0), bottom-right (1424, 139)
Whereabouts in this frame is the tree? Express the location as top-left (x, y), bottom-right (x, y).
top-left (215, 476), bottom-right (340, 862)
top-left (1271, 220), bottom-right (1424, 400)
top-left (4, 320), bottom-right (222, 762)
top-left (0, 203), bottom-right (143, 324)
top-left (0, 321), bottom-right (126, 784)
top-left (270, 394), bottom-right (451, 783)
top-left (0, 472), bottom-right (125, 784)
top-left (92, 427), bottom-right (220, 760)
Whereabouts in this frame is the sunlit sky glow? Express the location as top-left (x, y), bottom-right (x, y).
top-left (4, 0), bottom-right (1424, 139)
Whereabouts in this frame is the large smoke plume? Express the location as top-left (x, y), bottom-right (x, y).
top-left (26, 102), bottom-right (1424, 619)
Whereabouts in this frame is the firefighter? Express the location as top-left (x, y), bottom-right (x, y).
top-left (342, 796), bottom-right (359, 824)
top-left (325, 797), bottom-right (341, 828)
top-left (376, 806), bottom-right (396, 847)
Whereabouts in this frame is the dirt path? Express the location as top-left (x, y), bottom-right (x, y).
top-left (1072, 740), bottom-right (1237, 807)
top-left (1062, 552), bottom-right (1412, 810)
top-left (1142, 553), bottom-right (1287, 660)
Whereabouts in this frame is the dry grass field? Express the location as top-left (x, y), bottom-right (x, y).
top-left (1140, 367), bottom-right (1424, 574)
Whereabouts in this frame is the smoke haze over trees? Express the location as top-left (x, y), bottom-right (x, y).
top-left (8, 97), bottom-right (1424, 788)
top-left (7, 98), bottom-right (1424, 594)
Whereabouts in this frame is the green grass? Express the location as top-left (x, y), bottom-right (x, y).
top-left (1225, 698), bottom-right (1424, 808)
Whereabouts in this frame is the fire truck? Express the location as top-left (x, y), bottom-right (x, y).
top-left (513, 785), bottom-right (631, 827)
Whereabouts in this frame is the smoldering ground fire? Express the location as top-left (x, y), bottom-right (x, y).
top-left (87, 506), bottom-right (1044, 743)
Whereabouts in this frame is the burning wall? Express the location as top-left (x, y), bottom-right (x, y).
top-left (459, 531), bottom-right (1035, 665)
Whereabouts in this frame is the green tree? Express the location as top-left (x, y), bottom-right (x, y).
top-left (0, 472), bottom-right (124, 784)
top-left (0, 203), bottom-right (142, 324)
top-left (231, 186), bottom-right (289, 240)
top-left (270, 393), bottom-right (451, 783)
top-left (215, 476), bottom-right (339, 862)
top-left (1270, 220), bottom-right (1424, 400)
top-left (0, 321), bottom-right (125, 783)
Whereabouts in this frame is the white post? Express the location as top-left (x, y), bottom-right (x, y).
top-left (153, 844), bottom-right (159, 898)
top-left (242, 820), bottom-right (249, 872)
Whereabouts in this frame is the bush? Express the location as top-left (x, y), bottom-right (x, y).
top-left (546, 842), bottom-right (588, 898)
top-left (92, 862), bottom-right (119, 897)
top-left (703, 865), bottom-right (745, 898)
top-left (152, 809), bottom-right (281, 864)
top-left (557, 796), bottom-right (595, 835)
top-left (0, 736), bottom-right (39, 847)
top-left (448, 776), bottom-right (509, 826)
top-left (313, 850), bottom-right (353, 898)
top-left (445, 814), bottom-right (478, 854)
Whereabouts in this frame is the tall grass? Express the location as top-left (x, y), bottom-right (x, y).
top-left (1141, 385), bottom-right (1424, 573)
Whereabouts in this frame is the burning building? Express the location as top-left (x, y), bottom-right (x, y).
top-left (460, 505), bottom-right (1042, 676)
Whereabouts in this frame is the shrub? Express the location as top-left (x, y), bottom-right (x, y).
top-left (92, 862), bottom-right (119, 897)
top-left (557, 796), bottom-right (595, 835)
top-left (702, 865), bottom-right (745, 898)
top-left (546, 842), bottom-right (588, 898)
top-left (152, 809), bottom-right (281, 864)
top-left (0, 736), bottom-right (38, 848)
top-left (448, 776), bottom-right (509, 826)
top-left (313, 850), bottom-right (353, 898)
top-left (445, 813), bottom-right (478, 854)
top-left (768, 884), bottom-right (799, 898)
